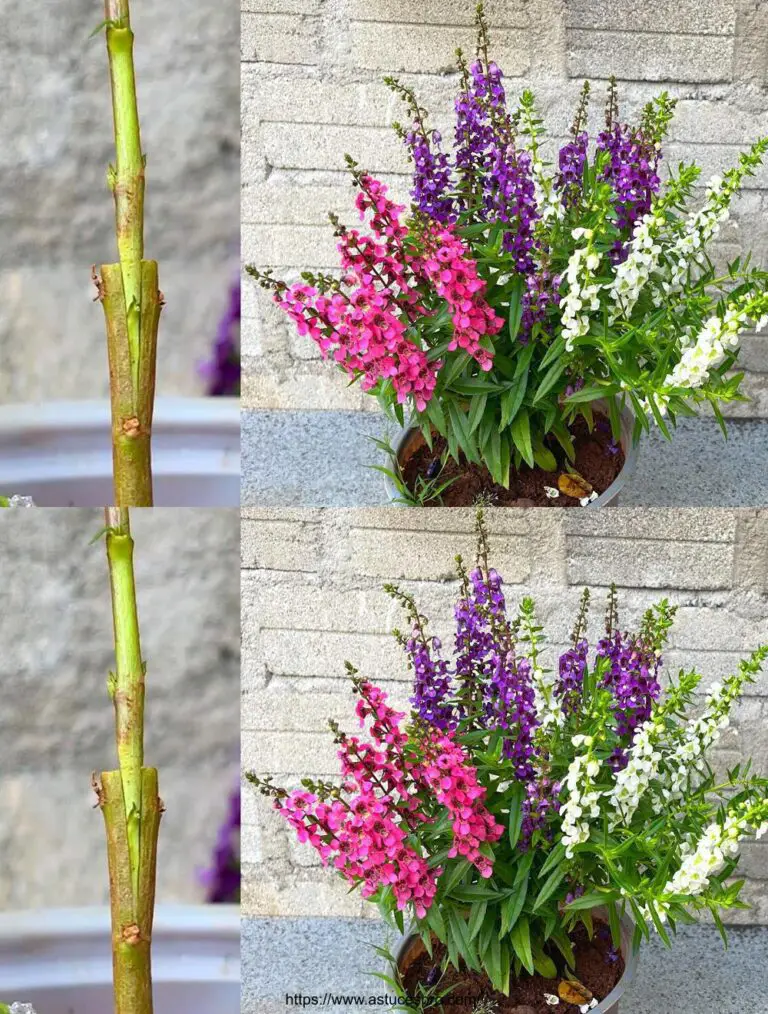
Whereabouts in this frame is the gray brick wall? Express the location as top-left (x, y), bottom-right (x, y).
top-left (242, 0), bottom-right (768, 415)
top-left (0, 508), bottom-right (240, 909)
top-left (241, 506), bottom-right (768, 922)
top-left (1, 0), bottom-right (239, 404)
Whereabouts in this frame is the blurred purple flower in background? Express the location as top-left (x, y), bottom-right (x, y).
top-left (200, 278), bottom-right (241, 397)
top-left (201, 780), bottom-right (241, 904)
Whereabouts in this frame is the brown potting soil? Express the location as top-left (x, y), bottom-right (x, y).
top-left (400, 415), bottom-right (624, 507)
top-left (400, 922), bottom-right (624, 1014)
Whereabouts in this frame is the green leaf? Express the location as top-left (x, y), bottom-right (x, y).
top-left (507, 782), bottom-right (525, 849)
top-left (510, 409), bottom-right (534, 468)
top-left (507, 275), bottom-right (525, 342)
top-left (564, 890), bottom-right (612, 911)
top-left (468, 901), bottom-right (488, 941)
top-left (608, 900), bottom-right (622, 950)
top-left (500, 373), bottom-right (528, 428)
top-left (533, 358), bottom-right (566, 404)
top-left (426, 397), bottom-right (447, 436)
top-left (539, 336), bottom-right (565, 371)
top-left (468, 393), bottom-right (488, 434)
top-left (441, 352), bottom-right (472, 388)
top-left (448, 908), bottom-right (479, 971)
top-left (425, 902), bottom-right (447, 941)
top-left (532, 437), bottom-right (557, 473)
top-left (565, 384), bottom-right (613, 405)
top-left (539, 843), bottom-right (566, 879)
top-left (551, 928), bottom-right (576, 969)
top-left (440, 859), bottom-right (472, 898)
top-left (447, 401), bottom-right (478, 463)
top-left (501, 874), bottom-right (528, 935)
top-left (532, 947), bottom-right (558, 979)
top-left (510, 915), bottom-right (534, 975)
top-left (533, 860), bottom-right (567, 911)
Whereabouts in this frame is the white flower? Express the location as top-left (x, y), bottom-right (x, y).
top-left (531, 664), bottom-right (564, 730)
top-left (607, 212), bottom-right (664, 319)
top-left (608, 719), bottom-right (663, 826)
top-left (561, 745), bottom-right (603, 857)
top-left (544, 486), bottom-right (560, 499)
top-left (544, 995), bottom-right (560, 1007)
top-left (661, 802), bottom-right (764, 901)
top-left (561, 242), bottom-right (603, 352)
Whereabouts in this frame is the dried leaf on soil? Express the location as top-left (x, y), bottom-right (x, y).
top-left (558, 979), bottom-right (593, 1005)
top-left (557, 473), bottom-right (592, 499)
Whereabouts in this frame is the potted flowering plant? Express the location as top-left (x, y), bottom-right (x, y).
top-left (247, 4), bottom-right (768, 508)
top-left (248, 509), bottom-right (768, 1013)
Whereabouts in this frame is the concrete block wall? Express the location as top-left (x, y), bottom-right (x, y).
top-left (242, 0), bottom-right (768, 415)
top-left (241, 506), bottom-right (768, 922)
top-left (0, 508), bottom-right (240, 909)
top-left (1, 0), bottom-right (239, 404)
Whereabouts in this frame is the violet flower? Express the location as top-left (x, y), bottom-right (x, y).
top-left (200, 277), bottom-right (241, 396)
top-left (405, 128), bottom-right (456, 223)
top-left (597, 630), bottom-right (662, 754)
top-left (556, 639), bottom-right (589, 715)
top-left (408, 633), bottom-right (455, 730)
top-left (519, 775), bottom-right (561, 850)
top-left (201, 781), bottom-right (241, 903)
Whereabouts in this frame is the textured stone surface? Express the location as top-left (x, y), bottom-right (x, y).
top-left (0, 508), bottom-right (239, 907)
top-left (242, 0), bottom-right (768, 424)
top-left (242, 506), bottom-right (768, 920)
top-left (242, 917), bottom-right (768, 1014)
top-left (1, 0), bottom-right (239, 403)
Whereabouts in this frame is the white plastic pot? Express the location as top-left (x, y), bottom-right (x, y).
top-left (0, 905), bottom-right (240, 1013)
top-left (0, 398), bottom-right (240, 507)
top-left (395, 908), bottom-right (638, 1014)
top-left (383, 401), bottom-right (638, 507)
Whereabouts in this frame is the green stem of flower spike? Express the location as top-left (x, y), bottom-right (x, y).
top-left (101, 507), bottom-right (161, 1014)
top-left (100, 0), bottom-right (162, 506)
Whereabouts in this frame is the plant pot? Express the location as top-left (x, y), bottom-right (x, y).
top-left (394, 908), bottom-right (637, 1014)
top-left (383, 401), bottom-right (638, 507)
top-left (0, 904), bottom-right (240, 1013)
top-left (0, 398), bottom-right (240, 507)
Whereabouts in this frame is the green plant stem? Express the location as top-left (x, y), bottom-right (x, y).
top-left (100, 507), bottom-right (162, 1014)
top-left (100, 0), bottom-right (162, 506)
top-left (105, 507), bottom-right (145, 886)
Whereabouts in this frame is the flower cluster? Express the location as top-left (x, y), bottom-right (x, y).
top-left (420, 731), bottom-right (504, 876)
top-left (418, 226), bottom-right (504, 370)
top-left (596, 122), bottom-right (661, 241)
top-left (662, 801), bottom-right (768, 902)
top-left (663, 296), bottom-right (768, 391)
top-left (520, 774), bottom-right (561, 849)
top-left (560, 230), bottom-right (603, 351)
top-left (556, 639), bottom-right (588, 715)
top-left (250, 516), bottom-right (768, 996)
top-left (560, 735), bottom-right (603, 857)
top-left (249, 10), bottom-right (768, 493)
